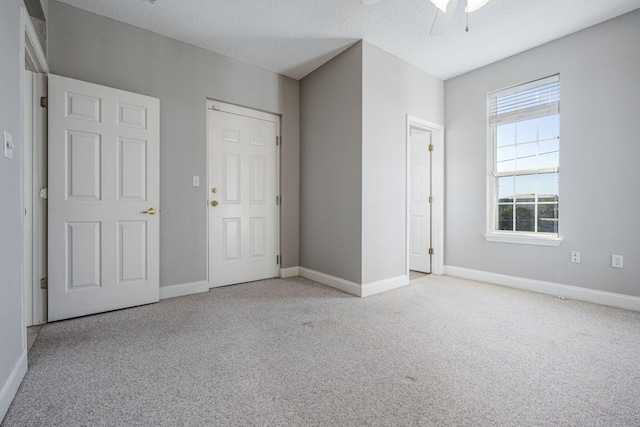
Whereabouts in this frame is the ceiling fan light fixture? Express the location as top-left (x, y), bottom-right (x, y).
top-left (429, 0), bottom-right (450, 13)
top-left (465, 0), bottom-right (490, 13)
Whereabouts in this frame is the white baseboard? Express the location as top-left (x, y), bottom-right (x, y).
top-left (298, 267), bottom-right (362, 297)
top-left (298, 268), bottom-right (410, 298)
top-left (361, 275), bottom-right (410, 297)
top-left (159, 281), bottom-right (209, 300)
top-left (280, 266), bottom-right (299, 278)
top-left (0, 349), bottom-right (27, 422)
top-left (444, 265), bottom-right (640, 312)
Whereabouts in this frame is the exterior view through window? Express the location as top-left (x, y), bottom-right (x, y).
top-left (488, 75), bottom-right (560, 236)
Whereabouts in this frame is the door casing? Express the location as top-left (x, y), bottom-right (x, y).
top-left (22, 71), bottom-right (48, 327)
top-left (21, 7), bottom-right (49, 329)
top-left (406, 115), bottom-right (444, 277)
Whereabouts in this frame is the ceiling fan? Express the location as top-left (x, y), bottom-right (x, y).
top-left (362, 0), bottom-right (490, 35)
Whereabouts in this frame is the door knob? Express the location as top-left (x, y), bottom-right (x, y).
top-left (211, 200), bottom-right (219, 207)
top-left (141, 207), bottom-right (157, 215)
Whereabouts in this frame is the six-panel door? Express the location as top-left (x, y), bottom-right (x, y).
top-left (208, 109), bottom-right (278, 287)
top-left (48, 74), bottom-right (160, 321)
top-left (409, 129), bottom-right (432, 273)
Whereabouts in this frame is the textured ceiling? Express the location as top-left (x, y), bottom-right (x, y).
top-left (55, 0), bottom-right (640, 80)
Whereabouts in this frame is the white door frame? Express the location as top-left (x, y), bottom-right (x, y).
top-left (205, 99), bottom-right (281, 286)
top-left (406, 115), bottom-right (444, 276)
top-left (20, 6), bottom-right (49, 332)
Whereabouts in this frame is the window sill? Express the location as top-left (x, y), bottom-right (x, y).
top-left (484, 233), bottom-right (562, 247)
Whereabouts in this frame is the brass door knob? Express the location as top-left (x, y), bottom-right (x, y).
top-left (211, 200), bottom-right (219, 207)
top-left (142, 207), bottom-right (157, 215)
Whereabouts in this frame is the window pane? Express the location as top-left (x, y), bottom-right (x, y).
top-left (539, 139), bottom-right (559, 155)
top-left (516, 142), bottom-right (536, 158)
top-left (497, 160), bottom-right (515, 173)
top-left (538, 152), bottom-right (559, 169)
top-left (516, 175), bottom-right (535, 201)
top-left (538, 173), bottom-right (559, 202)
top-left (498, 176), bottom-right (514, 202)
top-left (516, 143), bottom-right (537, 171)
top-left (497, 146), bottom-right (515, 162)
top-left (515, 204), bottom-right (535, 232)
top-left (498, 204), bottom-right (513, 230)
top-left (516, 119), bottom-right (537, 143)
top-left (537, 204), bottom-right (559, 233)
top-left (497, 123), bottom-right (515, 147)
top-left (539, 114), bottom-right (559, 140)
top-left (517, 156), bottom-right (537, 171)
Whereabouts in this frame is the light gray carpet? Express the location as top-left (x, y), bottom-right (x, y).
top-left (4, 275), bottom-right (640, 426)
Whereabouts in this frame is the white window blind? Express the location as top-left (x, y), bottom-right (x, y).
top-left (489, 75), bottom-right (560, 127)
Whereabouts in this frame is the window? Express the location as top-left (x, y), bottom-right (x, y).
top-left (486, 75), bottom-right (560, 245)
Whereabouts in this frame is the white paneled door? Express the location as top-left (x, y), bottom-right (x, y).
top-left (48, 74), bottom-right (160, 321)
top-left (409, 129), bottom-right (431, 273)
top-left (208, 104), bottom-right (279, 287)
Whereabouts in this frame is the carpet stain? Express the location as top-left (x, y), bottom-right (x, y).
top-left (302, 322), bottom-right (314, 327)
top-left (404, 376), bottom-right (417, 383)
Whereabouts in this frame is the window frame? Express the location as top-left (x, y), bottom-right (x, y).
top-left (485, 75), bottom-right (562, 247)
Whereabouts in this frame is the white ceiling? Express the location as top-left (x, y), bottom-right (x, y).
top-left (56, 0), bottom-right (640, 81)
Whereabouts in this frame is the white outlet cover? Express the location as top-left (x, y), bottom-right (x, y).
top-left (570, 251), bottom-right (581, 263)
top-left (612, 255), bottom-right (623, 268)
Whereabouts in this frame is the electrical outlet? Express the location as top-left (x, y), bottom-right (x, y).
top-left (570, 251), bottom-right (581, 264)
top-left (612, 255), bottom-right (623, 268)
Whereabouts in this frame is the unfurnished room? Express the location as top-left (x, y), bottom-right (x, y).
top-left (1, 0), bottom-right (640, 425)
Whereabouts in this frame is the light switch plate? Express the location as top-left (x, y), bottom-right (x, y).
top-left (4, 131), bottom-right (13, 160)
top-left (192, 176), bottom-right (200, 187)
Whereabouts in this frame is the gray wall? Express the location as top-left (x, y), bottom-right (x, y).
top-left (300, 42), bottom-right (363, 284)
top-left (361, 42), bottom-right (444, 284)
top-left (48, 1), bottom-right (300, 285)
top-left (444, 10), bottom-right (640, 296)
top-left (299, 41), bottom-right (444, 286)
top-left (0, 0), bottom-right (27, 416)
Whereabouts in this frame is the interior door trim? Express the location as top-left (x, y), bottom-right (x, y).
top-left (21, 6), bottom-right (49, 330)
top-left (405, 115), bottom-right (445, 276)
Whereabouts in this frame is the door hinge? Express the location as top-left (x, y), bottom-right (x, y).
top-left (428, 248), bottom-right (434, 255)
top-left (40, 277), bottom-right (48, 289)
top-left (40, 97), bottom-right (48, 108)
top-left (428, 196), bottom-right (433, 203)
top-left (428, 144), bottom-right (434, 152)
top-left (276, 195), bottom-right (280, 205)
top-left (276, 136), bottom-right (280, 146)
top-left (40, 187), bottom-right (48, 199)
top-left (277, 255), bottom-right (280, 265)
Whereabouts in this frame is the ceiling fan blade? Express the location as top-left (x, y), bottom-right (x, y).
top-left (429, 0), bottom-right (458, 35)
top-left (362, 0), bottom-right (383, 5)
